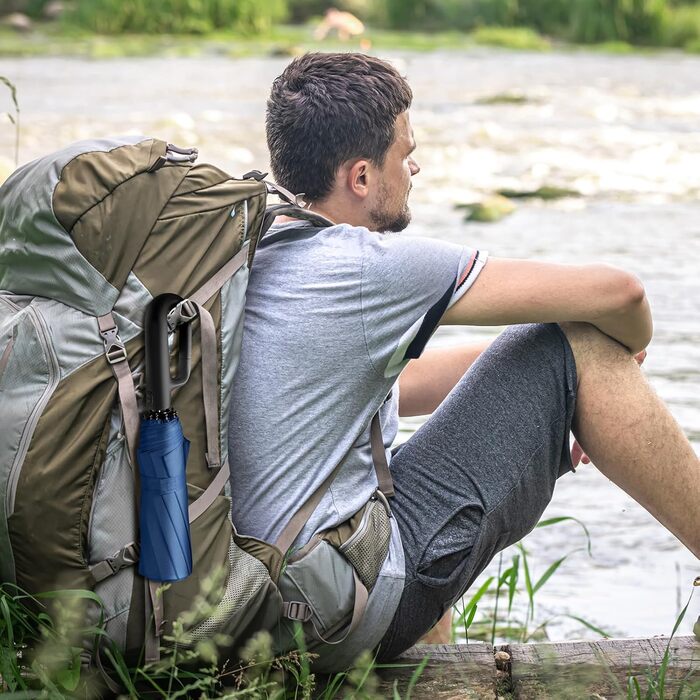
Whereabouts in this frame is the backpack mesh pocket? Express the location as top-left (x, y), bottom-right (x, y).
top-left (187, 536), bottom-right (278, 643)
top-left (339, 495), bottom-right (391, 592)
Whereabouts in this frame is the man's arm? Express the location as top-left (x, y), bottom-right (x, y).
top-left (398, 340), bottom-right (491, 416)
top-left (441, 258), bottom-right (652, 354)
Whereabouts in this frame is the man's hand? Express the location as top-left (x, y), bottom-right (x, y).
top-left (570, 349), bottom-right (647, 467)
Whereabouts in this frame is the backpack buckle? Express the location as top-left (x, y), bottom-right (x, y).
top-left (100, 325), bottom-right (127, 365)
top-left (106, 542), bottom-right (139, 574)
top-left (90, 542), bottom-right (139, 583)
top-left (282, 600), bottom-right (313, 622)
top-left (167, 299), bottom-right (198, 331)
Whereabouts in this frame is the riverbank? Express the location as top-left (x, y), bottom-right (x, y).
top-left (0, 22), bottom-right (697, 59)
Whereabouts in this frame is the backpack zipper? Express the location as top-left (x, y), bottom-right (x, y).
top-left (2, 297), bottom-right (60, 517)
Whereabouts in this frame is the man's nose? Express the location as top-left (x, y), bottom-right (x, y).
top-left (409, 157), bottom-right (420, 176)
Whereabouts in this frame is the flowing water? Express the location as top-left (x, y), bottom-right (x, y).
top-left (1, 48), bottom-right (698, 641)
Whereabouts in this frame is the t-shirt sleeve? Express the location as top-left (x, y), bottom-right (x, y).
top-left (360, 232), bottom-right (487, 378)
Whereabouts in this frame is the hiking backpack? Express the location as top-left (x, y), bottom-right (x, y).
top-left (0, 136), bottom-right (394, 673)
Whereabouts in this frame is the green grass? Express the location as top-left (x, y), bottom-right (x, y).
top-left (451, 515), bottom-right (604, 646)
top-left (0, 582), bottom-right (422, 699)
top-left (471, 26), bottom-right (551, 51)
top-left (1, 20), bottom-right (692, 59)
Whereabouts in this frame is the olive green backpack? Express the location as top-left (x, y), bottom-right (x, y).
top-left (0, 136), bottom-right (394, 678)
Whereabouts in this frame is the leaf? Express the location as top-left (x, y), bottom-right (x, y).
top-left (562, 614), bottom-right (611, 638)
top-left (55, 649), bottom-right (81, 691)
top-left (533, 555), bottom-right (568, 594)
top-left (536, 515), bottom-right (593, 556)
top-left (0, 76), bottom-right (19, 112)
top-left (405, 655), bottom-right (430, 700)
top-left (0, 595), bottom-right (14, 649)
top-left (507, 554), bottom-right (520, 615)
top-left (627, 674), bottom-right (642, 700)
top-left (464, 603), bottom-right (477, 629)
top-left (454, 576), bottom-right (494, 626)
top-left (517, 543), bottom-right (534, 619)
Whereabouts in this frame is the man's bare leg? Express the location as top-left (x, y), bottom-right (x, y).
top-left (561, 322), bottom-right (700, 558)
top-left (419, 609), bottom-right (453, 644)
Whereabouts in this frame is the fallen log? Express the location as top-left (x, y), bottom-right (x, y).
top-left (379, 636), bottom-right (700, 699)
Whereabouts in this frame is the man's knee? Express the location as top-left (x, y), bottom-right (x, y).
top-left (558, 322), bottom-right (635, 377)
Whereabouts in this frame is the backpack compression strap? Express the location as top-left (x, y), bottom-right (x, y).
top-left (97, 313), bottom-right (140, 467)
top-left (274, 411), bottom-right (393, 555)
top-left (275, 411), bottom-right (393, 643)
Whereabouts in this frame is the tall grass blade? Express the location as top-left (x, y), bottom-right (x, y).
top-left (0, 76), bottom-right (20, 165)
top-left (532, 555), bottom-right (568, 594)
top-left (507, 554), bottom-right (520, 616)
top-left (453, 576), bottom-right (494, 627)
top-left (536, 515), bottom-right (593, 556)
top-left (656, 587), bottom-right (695, 699)
top-left (491, 553), bottom-right (504, 645)
top-left (562, 614), bottom-right (610, 638)
top-left (405, 655), bottom-right (430, 700)
top-left (627, 674), bottom-right (642, 699)
top-left (517, 543), bottom-right (534, 621)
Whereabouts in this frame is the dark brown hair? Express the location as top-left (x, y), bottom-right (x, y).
top-left (266, 52), bottom-right (413, 202)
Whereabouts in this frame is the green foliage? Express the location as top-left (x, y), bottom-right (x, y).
top-left (0, 581), bottom-right (419, 699)
top-left (568, 0), bottom-right (667, 44)
top-left (662, 3), bottom-right (700, 46)
top-left (66, 0), bottom-right (288, 35)
top-left (363, 0), bottom-right (679, 46)
top-left (517, 0), bottom-right (571, 34)
top-left (471, 25), bottom-right (551, 49)
top-left (451, 514), bottom-right (605, 645)
top-left (626, 585), bottom-right (700, 699)
top-left (379, 0), bottom-right (517, 31)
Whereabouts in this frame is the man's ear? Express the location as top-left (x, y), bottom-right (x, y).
top-left (346, 159), bottom-right (371, 200)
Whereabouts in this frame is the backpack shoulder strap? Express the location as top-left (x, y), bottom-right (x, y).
top-left (261, 204), bottom-right (334, 242)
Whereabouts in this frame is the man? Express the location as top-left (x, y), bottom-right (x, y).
top-left (229, 52), bottom-right (699, 670)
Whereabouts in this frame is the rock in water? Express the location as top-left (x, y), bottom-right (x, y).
top-left (498, 185), bottom-right (580, 200)
top-left (456, 194), bottom-right (516, 223)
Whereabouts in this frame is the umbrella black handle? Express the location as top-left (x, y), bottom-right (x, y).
top-left (144, 293), bottom-right (193, 412)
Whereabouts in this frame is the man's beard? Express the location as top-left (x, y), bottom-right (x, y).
top-left (369, 184), bottom-right (412, 233)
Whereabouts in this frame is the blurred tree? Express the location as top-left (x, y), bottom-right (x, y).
top-left (0, 0), bottom-right (28, 13)
top-left (65, 0), bottom-right (287, 34)
top-left (380, 0), bottom-right (517, 30)
top-left (570, 0), bottom-right (667, 43)
top-left (517, 0), bottom-right (571, 34)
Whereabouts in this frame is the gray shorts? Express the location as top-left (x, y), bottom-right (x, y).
top-left (377, 323), bottom-right (577, 661)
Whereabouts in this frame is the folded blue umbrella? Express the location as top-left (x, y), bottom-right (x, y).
top-left (137, 410), bottom-right (192, 582)
top-left (137, 293), bottom-right (194, 582)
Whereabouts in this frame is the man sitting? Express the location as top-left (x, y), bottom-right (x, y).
top-left (228, 52), bottom-right (699, 670)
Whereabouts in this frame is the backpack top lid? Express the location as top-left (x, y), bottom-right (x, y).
top-left (0, 135), bottom-right (189, 317)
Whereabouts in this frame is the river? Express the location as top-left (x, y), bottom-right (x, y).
top-left (0, 48), bottom-right (698, 643)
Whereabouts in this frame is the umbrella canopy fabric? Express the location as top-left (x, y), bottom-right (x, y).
top-left (137, 411), bottom-right (192, 582)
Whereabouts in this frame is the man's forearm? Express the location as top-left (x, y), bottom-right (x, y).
top-left (398, 340), bottom-right (491, 417)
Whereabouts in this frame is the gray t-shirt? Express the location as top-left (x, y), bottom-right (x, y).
top-left (229, 221), bottom-right (486, 667)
